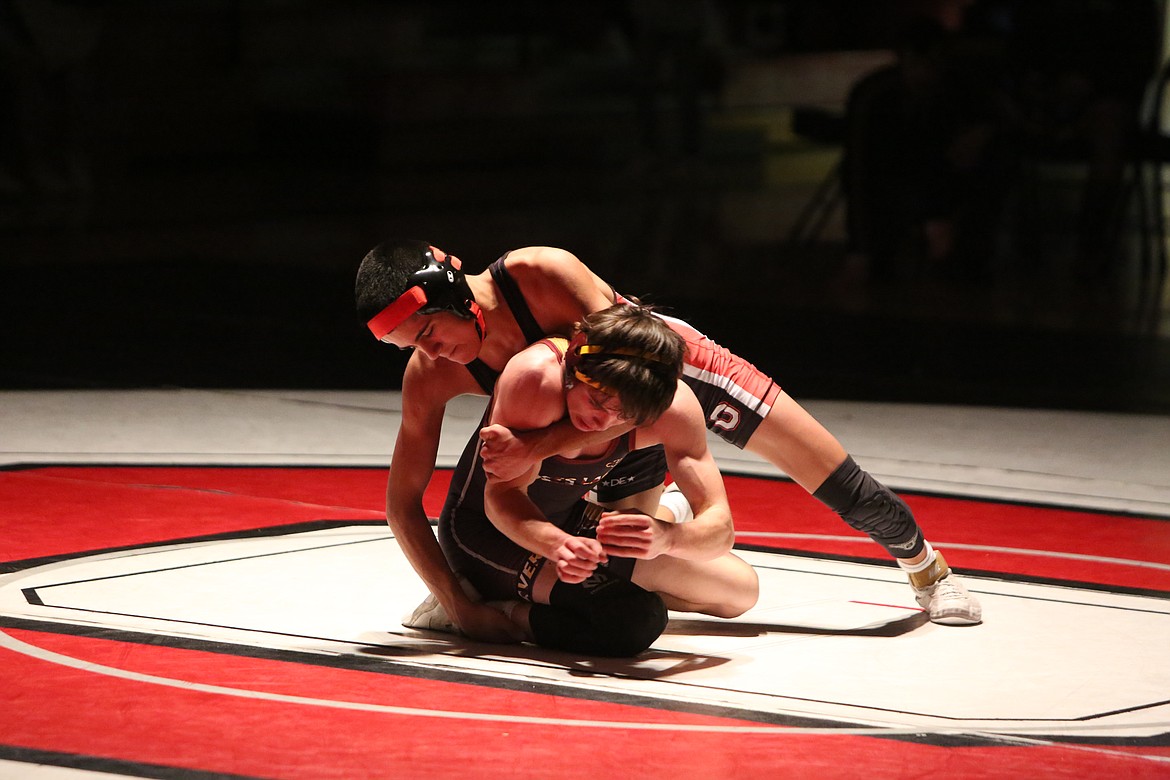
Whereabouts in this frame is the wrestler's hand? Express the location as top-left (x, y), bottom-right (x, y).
top-left (552, 536), bottom-right (608, 584)
top-left (479, 424), bottom-right (538, 482)
top-left (451, 600), bottom-right (526, 644)
top-left (597, 510), bottom-right (672, 560)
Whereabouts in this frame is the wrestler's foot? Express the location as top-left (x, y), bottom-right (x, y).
top-left (401, 576), bottom-right (479, 635)
top-left (908, 551), bottom-right (982, 625)
top-left (402, 592), bottom-right (460, 634)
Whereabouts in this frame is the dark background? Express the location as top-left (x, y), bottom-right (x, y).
top-left (2, 0), bottom-right (1168, 412)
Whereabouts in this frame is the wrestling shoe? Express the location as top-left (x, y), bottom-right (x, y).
top-left (401, 577), bottom-right (479, 635)
top-left (908, 551), bottom-right (982, 625)
top-left (402, 592), bottom-right (461, 634)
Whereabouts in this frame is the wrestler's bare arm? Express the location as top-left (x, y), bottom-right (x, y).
top-left (503, 247), bottom-right (618, 334)
top-left (388, 353), bottom-right (522, 641)
top-left (481, 346), bottom-right (608, 583)
top-left (479, 419), bottom-right (632, 480)
top-left (599, 384), bottom-right (735, 562)
top-left (476, 247), bottom-right (626, 478)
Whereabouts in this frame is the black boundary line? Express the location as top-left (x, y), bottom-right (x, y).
top-left (5, 529), bottom-right (1170, 749)
top-left (0, 519), bottom-right (386, 575)
top-left (24, 540), bottom-right (1170, 636)
top-left (8, 522), bottom-right (1170, 602)
top-left (7, 516), bottom-right (1169, 606)
top-left (24, 534), bottom-right (381, 592)
top-left (0, 743), bottom-right (262, 779)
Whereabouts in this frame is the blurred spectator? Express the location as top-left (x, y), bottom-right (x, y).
top-left (1001, 0), bottom-right (1159, 282)
top-left (842, 0), bottom-right (1160, 286)
top-left (842, 5), bottom-right (1012, 283)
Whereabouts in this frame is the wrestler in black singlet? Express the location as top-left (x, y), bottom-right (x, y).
top-left (439, 338), bottom-right (638, 602)
top-left (467, 255), bottom-right (666, 502)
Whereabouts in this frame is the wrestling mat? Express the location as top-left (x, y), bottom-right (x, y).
top-left (1, 464), bottom-right (1168, 779)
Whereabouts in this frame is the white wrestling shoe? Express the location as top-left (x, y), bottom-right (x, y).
top-left (402, 593), bottom-right (461, 634)
top-left (401, 576), bottom-right (480, 635)
top-left (908, 551), bottom-right (982, 625)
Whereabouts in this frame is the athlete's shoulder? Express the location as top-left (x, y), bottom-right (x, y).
top-left (637, 382), bottom-right (705, 448)
top-left (502, 246), bottom-right (613, 318)
top-left (499, 337), bottom-right (565, 385)
top-left (493, 339), bottom-right (567, 430)
top-left (501, 246), bottom-right (588, 282)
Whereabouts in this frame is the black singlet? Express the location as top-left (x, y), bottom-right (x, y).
top-left (439, 338), bottom-right (637, 600)
top-left (463, 254), bottom-right (551, 393)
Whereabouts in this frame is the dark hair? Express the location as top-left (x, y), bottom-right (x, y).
top-left (354, 239), bottom-right (435, 323)
top-left (571, 304), bottom-right (685, 426)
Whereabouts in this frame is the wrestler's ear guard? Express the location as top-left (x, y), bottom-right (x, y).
top-left (367, 244), bottom-right (485, 342)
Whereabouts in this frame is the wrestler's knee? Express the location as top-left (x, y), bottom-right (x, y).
top-left (532, 579), bottom-right (668, 658)
top-left (706, 563), bottom-right (760, 619)
top-left (589, 584), bottom-right (668, 656)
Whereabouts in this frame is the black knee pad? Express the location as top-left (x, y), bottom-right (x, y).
top-left (813, 455), bottom-right (925, 559)
top-left (529, 577), bottom-right (668, 658)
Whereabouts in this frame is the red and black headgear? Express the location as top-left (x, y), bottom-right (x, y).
top-left (366, 244), bottom-right (485, 342)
